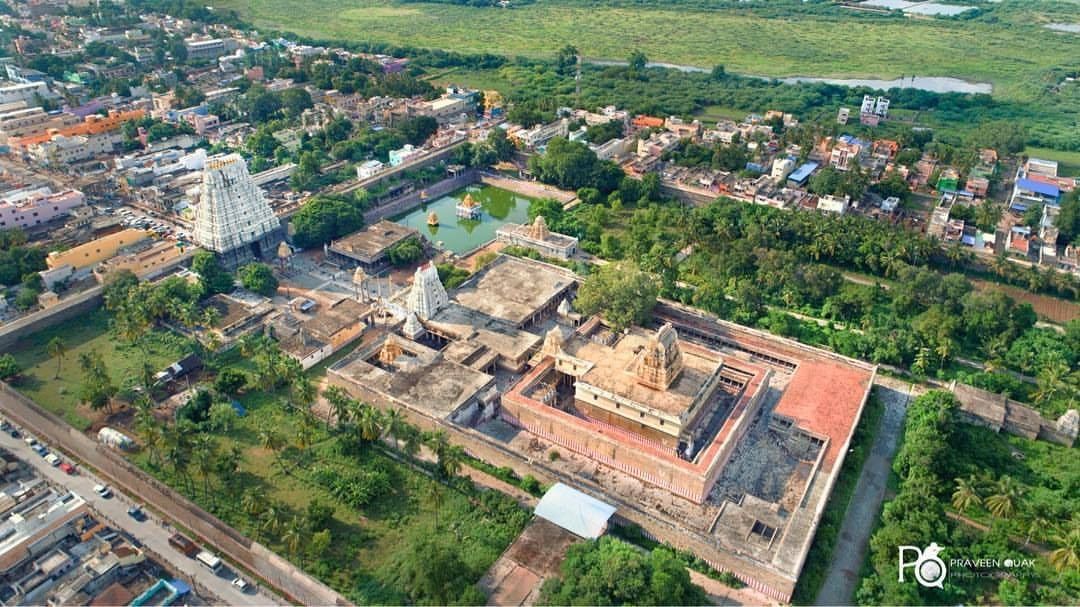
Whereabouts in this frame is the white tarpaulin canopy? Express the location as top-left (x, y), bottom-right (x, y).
top-left (534, 482), bottom-right (616, 539)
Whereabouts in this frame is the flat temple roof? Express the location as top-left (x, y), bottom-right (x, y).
top-left (330, 337), bottom-right (494, 419)
top-left (330, 220), bottom-right (420, 261)
top-left (451, 255), bottom-right (576, 327)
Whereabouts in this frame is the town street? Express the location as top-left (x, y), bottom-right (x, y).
top-left (0, 429), bottom-right (282, 607)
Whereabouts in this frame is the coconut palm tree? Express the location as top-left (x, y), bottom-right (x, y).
top-left (261, 502), bottom-right (285, 536)
top-left (295, 411), bottom-right (316, 452)
top-left (191, 434), bottom-right (217, 502)
top-left (258, 426), bottom-right (285, 453)
top-left (401, 426), bottom-right (422, 461)
top-left (382, 408), bottom-right (406, 450)
top-left (425, 481), bottom-right (444, 531)
top-left (241, 490), bottom-right (267, 519)
top-left (426, 430), bottom-right (463, 478)
top-left (137, 414), bottom-right (163, 468)
top-left (290, 377), bottom-right (316, 413)
top-left (439, 444), bottom-right (465, 479)
top-left (985, 475), bottom-right (1025, 520)
top-left (47, 337), bottom-right (66, 379)
top-left (951, 474), bottom-right (983, 513)
top-left (356, 404), bottom-right (383, 443)
top-left (324, 386), bottom-right (353, 428)
top-left (1033, 361), bottom-right (1070, 406)
top-left (1049, 522), bottom-right (1080, 574)
top-left (281, 516), bottom-right (306, 563)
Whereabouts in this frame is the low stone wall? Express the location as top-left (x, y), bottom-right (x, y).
top-left (0, 383), bottom-right (350, 607)
top-left (660, 182), bottom-right (720, 206)
top-left (0, 286), bottom-right (103, 351)
top-left (362, 170), bottom-right (479, 224)
top-left (326, 370), bottom-right (797, 601)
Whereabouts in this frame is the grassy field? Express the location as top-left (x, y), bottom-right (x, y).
top-left (693, 104), bottom-right (749, 123)
top-left (7, 309), bottom-right (194, 430)
top-left (211, 0), bottom-right (1080, 104)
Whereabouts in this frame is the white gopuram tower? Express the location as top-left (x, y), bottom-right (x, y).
top-left (406, 262), bottom-right (448, 320)
top-left (193, 153), bottom-right (283, 269)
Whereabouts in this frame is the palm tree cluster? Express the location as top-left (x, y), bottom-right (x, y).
top-left (104, 272), bottom-right (219, 343)
top-left (952, 473), bottom-right (1025, 520)
top-left (952, 473), bottom-right (1079, 573)
top-left (323, 386), bottom-right (464, 478)
top-left (238, 334), bottom-right (304, 392)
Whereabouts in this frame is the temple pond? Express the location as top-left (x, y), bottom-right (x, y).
top-left (393, 184), bottom-right (534, 254)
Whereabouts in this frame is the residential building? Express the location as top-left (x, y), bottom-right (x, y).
top-left (771, 157), bottom-right (795, 183)
top-left (356, 159), bottom-right (385, 179)
top-left (388, 144), bottom-right (424, 167)
top-left (0, 81), bottom-right (49, 106)
top-left (817, 194), bottom-right (851, 214)
top-left (0, 188), bottom-right (85, 229)
top-left (184, 36), bottom-right (233, 60)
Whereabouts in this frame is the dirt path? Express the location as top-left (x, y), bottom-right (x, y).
top-left (814, 377), bottom-right (913, 606)
top-left (689, 570), bottom-right (778, 606)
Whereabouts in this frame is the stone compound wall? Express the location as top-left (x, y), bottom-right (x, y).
top-left (326, 370), bottom-right (797, 601)
top-left (0, 383), bottom-right (350, 607)
top-left (0, 286), bottom-right (103, 351)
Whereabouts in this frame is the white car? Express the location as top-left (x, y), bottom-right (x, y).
top-left (231, 577), bottom-right (249, 592)
top-left (44, 453), bottom-right (60, 466)
top-left (93, 484), bottom-right (112, 498)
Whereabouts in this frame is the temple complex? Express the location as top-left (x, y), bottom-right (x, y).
top-left (325, 253), bottom-right (875, 602)
top-left (192, 153), bottom-right (283, 269)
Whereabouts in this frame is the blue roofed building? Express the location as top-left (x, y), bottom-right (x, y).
top-left (1010, 178), bottom-right (1060, 212)
top-left (786, 161), bottom-right (818, 187)
top-left (1009, 157), bottom-right (1075, 213)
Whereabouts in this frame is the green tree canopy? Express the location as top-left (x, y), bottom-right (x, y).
top-left (191, 250), bottom-right (234, 296)
top-left (290, 195), bottom-right (365, 249)
top-left (575, 261), bottom-right (658, 332)
top-left (539, 537), bottom-right (707, 606)
top-left (238, 262), bottom-right (279, 296)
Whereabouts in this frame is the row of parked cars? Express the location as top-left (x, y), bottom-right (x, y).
top-left (112, 207), bottom-right (190, 241)
top-left (5, 416), bottom-right (252, 594)
top-left (11, 423), bottom-right (79, 475)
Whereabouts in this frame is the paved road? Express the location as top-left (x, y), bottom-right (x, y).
top-left (0, 430), bottom-right (279, 607)
top-left (814, 378), bottom-right (914, 606)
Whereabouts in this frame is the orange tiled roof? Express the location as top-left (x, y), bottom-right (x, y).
top-left (632, 115), bottom-right (664, 128)
top-left (10, 109), bottom-right (145, 148)
top-left (774, 359), bottom-right (873, 472)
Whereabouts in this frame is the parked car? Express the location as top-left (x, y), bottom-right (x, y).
top-left (58, 462), bottom-right (76, 475)
top-left (44, 453), bottom-right (60, 466)
top-left (9, 429), bottom-right (20, 439)
top-left (93, 484), bottom-right (112, 498)
top-left (32, 444), bottom-right (47, 456)
top-left (231, 577), bottom-right (250, 592)
top-left (127, 506), bottom-right (147, 522)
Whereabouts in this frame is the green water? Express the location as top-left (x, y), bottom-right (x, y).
top-left (394, 184), bottom-right (534, 254)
